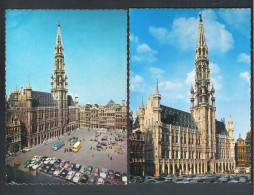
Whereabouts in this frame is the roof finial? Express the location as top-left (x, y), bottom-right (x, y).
top-left (58, 20), bottom-right (60, 27)
top-left (199, 13), bottom-right (202, 22)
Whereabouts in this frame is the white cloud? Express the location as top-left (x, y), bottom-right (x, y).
top-left (218, 9), bottom-right (250, 36)
top-left (130, 33), bottom-right (157, 63)
top-left (210, 62), bottom-right (220, 74)
top-left (131, 75), bottom-right (144, 84)
top-left (130, 74), bottom-right (145, 92)
top-left (149, 9), bottom-right (234, 53)
top-left (159, 81), bottom-right (183, 91)
top-left (238, 53), bottom-right (250, 65)
top-left (149, 67), bottom-right (165, 76)
top-left (240, 72), bottom-right (250, 82)
top-left (137, 43), bottom-right (152, 53)
top-left (185, 68), bottom-right (195, 86)
top-left (211, 76), bottom-right (222, 90)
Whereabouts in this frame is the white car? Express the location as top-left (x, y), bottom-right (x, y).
top-left (44, 158), bottom-right (52, 164)
top-left (97, 178), bottom-right (104, 184)
top-left (27, 160), bottom-right (35, 168)
top-left (22, 148), bottom-right (31, 152)
top-left (80, 166), bottom-right (86, 173)
top-left (246, 167), bottom-right (251, 174)
top-left (122, 173), bottom-right (127, 184)
top-left (234, 168), bottom-right (240, 174)
top-left (32, 162), bottom-right (43, 170)
top-left (32, 156), bottom-right (39, 161)
top-left (72, 172), bottom-right (82, 183)
top-left (100, 168), bottom-right (107, 179)
top-left (53, 168), bottom-right (64, 177)
top-left (66, 171), bottom-right (76, 180)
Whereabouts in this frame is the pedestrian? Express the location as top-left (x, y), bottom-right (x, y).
top-left (110, 157), bottom-right (112, 160)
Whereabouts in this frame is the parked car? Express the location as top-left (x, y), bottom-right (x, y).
top-left (97, 178), bottom-right (104, 184)
top-left (73, 164), bottom-right (81, 172)
top-left (22, 148), bottom-right (31, 152)
top-left (50, 158), bottom-right (58, 165)
top-left (67, 163), bottom-right (76, 171)
top-left (100, 168), bottom-right (107, 179)
top-left (88, 175), bottom-right (97, 184)
top-left (68, 137), bottom-right (75, 142)
top-left (73, 172), bottom-right (82, 183)
top-left (122, 173), bottom-right (127, 184)
top-left (44, 158), bottom-right (52, 164)
top-left (35, 156), bottom-right (43, 162)
top-left (105, 181), bottom-right (111, 185)
top-left (59, 160), bottom-right (66, 168)
top-left (114, 171), bottom-right (121, 182)
top-left (80, 174), bottom-right (89, 184)
top-left (66, 171), bottom-right (76, 181)
top-left (94, 167), bottom-right (100, 176)
top-left (48, 166), bottom-right (56, 174)
top-left (64, 161), bottom-right (70, 169)
top-left (53, 168), bottom-right (64, 177)
top-left (41, 164), bottom-right (53, 173)
top-left (41, 156), bottom-right (48, 161)
top-left (55, 159), bottom-right (62, 165)
top-left (59, 169), bottom-right (68, 179)
top-left (23, 160), bottom-right (32, 168)
top-left (80, 166), bottom-right (86, 173)
top-left (32, 161), bottom-right (43, 170)
top-left (239, 176), bottom-right (247, 183)
top-left (86, 165), bottom-right (93, 175)
top-left (32, 156), bottom-right (39, 161)
top-left (107, 170), bottom-right (114, 179)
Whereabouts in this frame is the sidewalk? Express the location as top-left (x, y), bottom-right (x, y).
top-left (30, 129), bottom-right (81, 150)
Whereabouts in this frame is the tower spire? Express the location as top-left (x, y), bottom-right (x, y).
top-left (197, 13), bottom-right (207, 48)
top-left (56, 21), bottom-right (63, 46)
top-left (155, 79), bottom-right (159, 94)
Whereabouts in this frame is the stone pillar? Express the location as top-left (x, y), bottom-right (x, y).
top-left (155, 162), bottom-right (160, 177)
top-left (162, 160), bottom-right (165, 175)
top-left (173, 160), bottom-right (175, 174)
top-left (193, 161), bottom-right (196, 174)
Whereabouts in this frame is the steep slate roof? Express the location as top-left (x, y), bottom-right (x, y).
top-left (107, 99), bottom-right (115, 105)
top-left (215, 120), bottom-right (228, 135)
top-left (8, 91), bottom-right (76, 108)
top-left (31, 91), bottom-right (56, 107)
top-left (67, 95), bottom-right (75, 106)
top-left (133, 115), bottom-right (140, 129)
top-left (160, 105), bottom-right (197, 129)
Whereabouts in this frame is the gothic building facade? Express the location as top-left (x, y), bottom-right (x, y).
top-left (79, 100), bottom-right (127, 131)
top-left (235, 132), bottom-right (251, 167)
top-left (6, 21), bottom-right (80, 148)
top-left (132, 15), bottom-right (235, 177)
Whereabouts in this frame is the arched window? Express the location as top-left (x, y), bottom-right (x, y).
top-left (202, 48), bottom-right (206, 56)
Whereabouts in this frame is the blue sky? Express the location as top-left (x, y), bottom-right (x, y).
top-left (130, 9), bottom-right (251, 140)
top-left (6, 10), bottom-right (127, 105)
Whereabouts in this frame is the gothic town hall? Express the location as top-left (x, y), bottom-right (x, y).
top-left (132, 15), bottom-right (235, 176)
top-left (6, 22), bottom-right (80, 148)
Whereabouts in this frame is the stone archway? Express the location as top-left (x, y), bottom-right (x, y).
top-left (170, 164), bottom-right (173, 174)
top-left (165, 165), bottom-right (168, 175)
